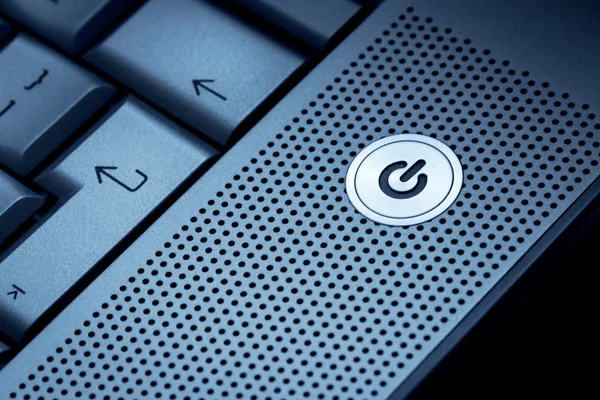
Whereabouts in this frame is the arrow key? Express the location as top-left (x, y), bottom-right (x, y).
top-left (85, 0), bottom-right (306, 145)
top-left (0, 96), bottom-right (217, 341)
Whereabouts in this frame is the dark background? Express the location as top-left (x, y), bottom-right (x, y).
top-left (409, 203), bottom-right (600, 399)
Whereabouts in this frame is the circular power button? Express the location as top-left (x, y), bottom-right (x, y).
top-left (346, 134), bottom-right (463, 226)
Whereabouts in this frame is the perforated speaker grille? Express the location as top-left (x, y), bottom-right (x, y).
top-left (9, 5), bottom-right (600, 400)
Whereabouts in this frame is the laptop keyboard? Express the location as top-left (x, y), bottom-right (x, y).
top-left (0, 0), bottom-right (370, 350)
top-left (0, 33), bottom-right (116, 175)
top-left (0, 97), bottom-right (218, 341)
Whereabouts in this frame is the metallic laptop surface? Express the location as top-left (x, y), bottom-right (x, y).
top-left (1, 0), bottom-right (600, 399)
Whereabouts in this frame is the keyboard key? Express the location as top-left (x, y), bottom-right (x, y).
top-left (0, 34), bottom-right (115, 176)
top-left (0, 170), bottom-right (43, 243)
top-left (0, 97), bottom-right (217, 341)
top-left (237, 0), bottom-right (360, 50)
top-left (85, 0), bottom-right (306, 145)
top-left (0, 17), bottom-right (11, 44)
top-left (0, 0), bottom-right (138, 53)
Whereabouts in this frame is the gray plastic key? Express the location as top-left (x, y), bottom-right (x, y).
top-left (85, 0), bottom-right (306, 145)
top-left (0, 97), bottom-right (217, 341)
top-left (0, 17), bottom-right (11, 44)
top-left (237, 0), bottom-right (360, 50)
top-left (0, 0), bottom-right (137, 53)
top-left (0, 34), bottom-right (115, 176)
top-left (0, 170), bottom-right (43, 243)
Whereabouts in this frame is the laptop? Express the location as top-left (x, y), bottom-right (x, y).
top-left (0, 0), bottom-right (599, 398)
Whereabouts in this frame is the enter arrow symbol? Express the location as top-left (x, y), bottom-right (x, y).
top-left (192, 79), bottom-right (227, 101)
top-left (95, 166), bottom-right (148, 193)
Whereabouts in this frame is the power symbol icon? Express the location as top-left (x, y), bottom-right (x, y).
top-left (379, 159), bottom-right (428, 199)
top-left (346, 134), bottom-right (463, 226)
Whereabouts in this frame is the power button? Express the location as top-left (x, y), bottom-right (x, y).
top-left (346, 134), bottom-right (463, 226)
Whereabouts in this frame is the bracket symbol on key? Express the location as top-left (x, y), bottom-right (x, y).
top-left (24, 69), bottom-right (49, 91)
top-left (95, 166), bottom-right (148, 192)
top-left (0, 100), bottom-right (15, 118)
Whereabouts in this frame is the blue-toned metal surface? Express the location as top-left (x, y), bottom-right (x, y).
top-left (2, 0), bottom-right (600, 399)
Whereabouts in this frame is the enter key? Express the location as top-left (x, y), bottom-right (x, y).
top-left (0, 96), bottom-right (217, 342)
